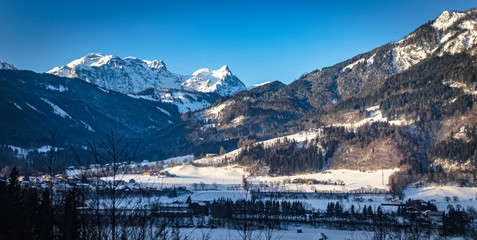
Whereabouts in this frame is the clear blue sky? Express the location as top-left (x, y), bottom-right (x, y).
top-left (0, 0), bottom-right (475, 86)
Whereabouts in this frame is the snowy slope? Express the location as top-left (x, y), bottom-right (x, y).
top-left (370, 9), bottom-right (477, 74)
top-left (392, 10), bottom-right (477, 73)
top-left (132, 88), bottom-right (220, 113)
top-left (193, 129), bottom-right (322, 166)
top-left (102, 165), bottom-right (395, 193)
top-left (331, 9), bottom-right (477, 100)
top-left (404, 186), bottom-right (477, 211)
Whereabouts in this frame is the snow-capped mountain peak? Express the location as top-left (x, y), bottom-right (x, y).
top-left (0, 60), bottom-right (17, 70)
top-left (323, 8), bottom-right (477, 101)
top-left (217, 65), bottom-right (230, 73)
top-left (47, 53), bottom-right (186, 93)
top-left (47, 54), bottom-right (246, 112)
top-left (47, 54), bottom-right (246, 96)
top-left (183, 65), bottom-right (245, 96)
top-left (145, 60), bottom-right (167, 70)
top-left (431, 10), bottom-right (468, 31)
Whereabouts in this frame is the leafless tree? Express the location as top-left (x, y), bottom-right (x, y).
top-left (38, 129), bottom-right (64, 203)
top-left (100, 131), bottom-right (139, 240)
top-left (198, 228), bottom-right (214, 240)
top-left (262, 217), bottom-right (284, 240)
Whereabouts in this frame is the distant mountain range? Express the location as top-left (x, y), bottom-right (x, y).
top-left (47, 53), bottom-right (246, 112)
top-left (1, 9), bottom-right (477, 179)
top-left (0, 68), bottom-right (186, 162)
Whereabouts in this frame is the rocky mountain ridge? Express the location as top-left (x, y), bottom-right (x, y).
top-left (47, 54), bottom-right (246, 112)
top-left (0, 60), bottom-right (16, 70)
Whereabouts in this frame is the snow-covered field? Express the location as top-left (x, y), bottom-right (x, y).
top-left (102, 164), bottom-right (401, 213)
top-left (96, 127), bottom-right (477, 215)
top-left (178, 226), bottom-right (372, 240)
top-left (102, 160), bottom-right (477, 214)
top-left (252, 169), bottom-right (397, 192)
top-left (108, 165), bottom-right (246, 190)
top-left (105, 164), bottom-right (396, 193)
top-left (404, 186), bottom-right (477, 210)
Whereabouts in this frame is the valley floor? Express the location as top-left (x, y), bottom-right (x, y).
top-left (100, 162), bottom-right (477, 213)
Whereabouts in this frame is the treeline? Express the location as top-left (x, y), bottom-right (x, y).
top-left (201, 198), bottom-right (306, 219)
top-left (235, 138), bottom-right (323, 176)
top-left (322, 122), bottom-right (427, 173)
top-left (429, 126), bottom-right (477, 163)
top-left (232, 121), bottom-right (431, 179)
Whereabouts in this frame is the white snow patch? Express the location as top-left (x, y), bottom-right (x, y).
top-left (231, 115), bottom-right (245, 125)
top-left (342, 58), bottom-right (365, 72)
top-left (80, 120), bottom-right (95, 132)
top-left (366, 53), bottom-right (376, 67)
top-left (162, 154), bottom-right (195, 165)
top-left (251, 81), bottom-right (272, 88)
top-left (261, 129), bottom-right (321, 148)
top-left (10, 101), bottom-right (22, 110)
top-left (156, 107), bottom-right (172, 117)
top-left (126, 94), bottom-right (141, 99)
top-left (45, 84), bottom-right (68, 92)
top-left (432, 11), bottom-right (467, 31)
top-left (7, 145), bottom-right (62, 158)
top-left (25, 102), bottom-right (39, 112)
top-left (331, 107), bottom-right (412, 130)
top-left (41, 98), bottom-right (72, 119)
top-left (365, 105), bottom-right (379, 112)
top-left (156, 91), bottom-right (210, 113)
top-left (97, 87), bottom-right (109, 93)
top-left (404, 186), bottom-right (477, 210)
